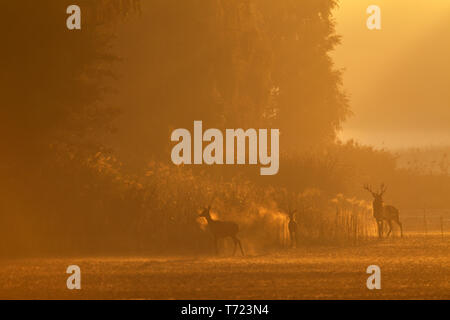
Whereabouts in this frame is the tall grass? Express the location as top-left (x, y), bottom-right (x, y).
top-left (80, 152), bottom-right (379, 254)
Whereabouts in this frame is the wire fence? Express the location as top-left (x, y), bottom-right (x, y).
top-left (401, 209), bottom-right (449, 239)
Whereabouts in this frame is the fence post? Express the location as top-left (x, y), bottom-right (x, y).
top-left (423, 210), bottom-right (428, 236)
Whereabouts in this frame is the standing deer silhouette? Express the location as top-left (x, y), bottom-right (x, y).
top-left (199, 206), bottom-right (244, 256)
top-left (287, 209), bottom-right (298, 247)
top-left (364, 183), bottom-right (403, 238)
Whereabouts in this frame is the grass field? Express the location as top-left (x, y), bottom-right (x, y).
top-left (0, 234), bottom-right (448, 299)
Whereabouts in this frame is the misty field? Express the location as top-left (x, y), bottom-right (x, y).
top-left (0, 235), bottom-right (448, 300)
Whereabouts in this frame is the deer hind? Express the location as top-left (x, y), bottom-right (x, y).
top-left (199, 206), bottom-right (244, 256)
top-left (287, 209), bottom-right (298, 247)
top-left (364, 183), bottom-right (403, 238)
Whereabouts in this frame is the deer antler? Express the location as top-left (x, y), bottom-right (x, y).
top-left (379, 183), bottom-right (387, 195)
top-left (207, 191), bottom-right (218, 209)
top-left (286, 208), bottom-right (297, 219)
top-left (363, 184), bottom-right (375, 195)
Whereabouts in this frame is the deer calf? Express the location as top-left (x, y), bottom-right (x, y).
top-left (199, 206), bottom-right (244, 256)
top-left (364, 183), bottom-right (403, 238)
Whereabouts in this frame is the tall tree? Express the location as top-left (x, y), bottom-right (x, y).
top-left (0, 0), bottom-right (140, 256)
top-left (117, 0), bottom-right (348, 158)
top-left (1, 0), bottom-right (140, 163)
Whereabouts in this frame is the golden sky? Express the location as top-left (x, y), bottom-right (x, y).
top-left (333, 0), bottom-right (450, 149)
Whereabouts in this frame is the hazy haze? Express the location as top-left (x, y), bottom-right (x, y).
top-left (333, 1), bottom-right (450, 149)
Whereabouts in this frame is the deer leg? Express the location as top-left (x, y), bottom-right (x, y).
top-left (291, 232), bottom-right (294, 248)
top-left (232, 237), bottom-right (237, 256)
top-left (396, 219), bottom-right (403, 238)
top-left (292, 232), bottom-right (297, 248)
top-left (387, 220), bottom-right (393, 237)
top-left (234, 236), bottom-right (244, 256)
top-left (291, 232), bottom-right (297, 248)
top-left (214, 237), bottom-right (219, 255)
top-left (377, 220), bottom-right (383, 239)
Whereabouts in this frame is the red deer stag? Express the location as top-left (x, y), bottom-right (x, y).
top-left (364, 184), bottom-right (403, 238)
top-left (287, 209), bottom-right (298, 247)
top-left (199, 206), bottom-right (244, 256)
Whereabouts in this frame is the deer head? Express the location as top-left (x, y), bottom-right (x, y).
top-left (287, 208), bottom-right (297, 220)
top-left (199, 205), bottom-right (211, 218)
top-left (364, 183), bottom-right (387, 205)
